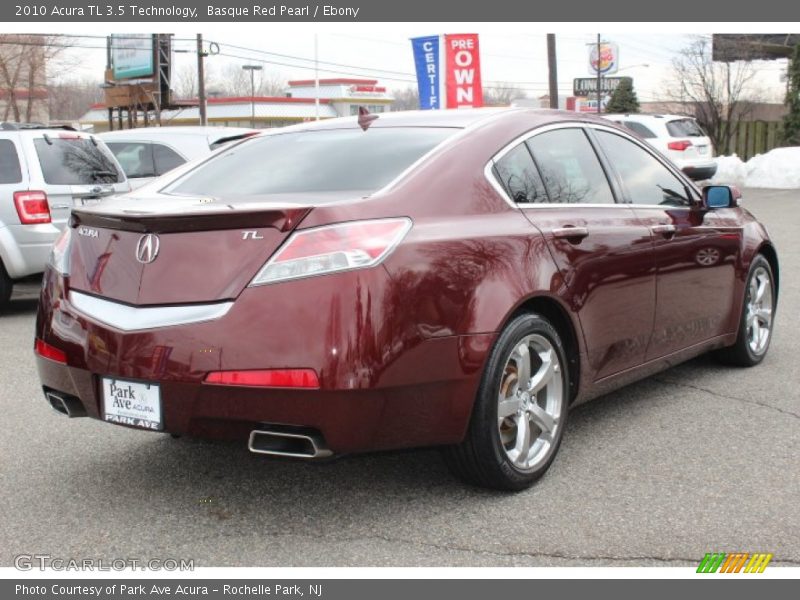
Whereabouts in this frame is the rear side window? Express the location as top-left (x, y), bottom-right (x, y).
top-left (34, 138), bottom-right (124, 184)
top-left (0, 139), bottom-right (22, 184)
top-left (525, 129), bottom-right (615, 204)
top-left (666, 119), bottom-right (705, 137)
top-left (152, 144), bottom-right (186, 175)
top-left (105, 142), bottom-right (156, 178)
top-left (167, 127), bottom-right (456, 197)
top-left (493, 143), bottom-right (547, 204)
top-left (623, 121), bottom-right (657, 139)
top-left (594, 130), bottom-right (692, 207)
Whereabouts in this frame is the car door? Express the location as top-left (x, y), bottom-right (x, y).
top-left (592, 128), bottom-right (742, 360)
top-left (492, 126), bottom-right (656, 381)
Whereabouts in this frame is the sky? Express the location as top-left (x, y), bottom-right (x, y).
top-left (50, 28), bottom-right (790, 104)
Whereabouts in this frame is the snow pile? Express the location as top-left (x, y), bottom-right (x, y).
top-left (712, 147), bottom-right (800, 189)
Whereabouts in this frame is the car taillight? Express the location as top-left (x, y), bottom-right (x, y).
top-left (204, 369), bottom-right (320, 388)
top-left (14, 191), bottom-right (51, 224)
top-left (48, 227), bottom-right (72, 276)
top-left (668, 140), bottom-right (692, 151)
top-left (250, 217), bottom-right (412, 286)
top-left (34, 339), bottom-right (67, 364)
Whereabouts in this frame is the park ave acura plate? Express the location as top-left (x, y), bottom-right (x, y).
top-left (102, 378), bottom-right (162, 430)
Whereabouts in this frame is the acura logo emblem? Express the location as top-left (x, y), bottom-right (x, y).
top-left (136, 234), bottom-right (160, 264)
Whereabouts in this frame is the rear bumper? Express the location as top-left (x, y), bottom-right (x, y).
top-left (0, 223), bottom-right (59, 279)
top-left (35, 268), bottom-right (495, 454)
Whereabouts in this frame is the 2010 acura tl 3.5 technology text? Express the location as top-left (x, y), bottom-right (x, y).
top-left (34, 109), bottom-right (779, 490)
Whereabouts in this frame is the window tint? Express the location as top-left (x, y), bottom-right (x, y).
top-left (493, 143), bottom-right (547, 204)
top-left (595, 130), bottom-right (692, 207)
top-left (0, 139), bottom-right (22, 184)
top-left (525, 128), bottom-right (615, 204)
top-left (623, 121), bottom-right (657, 139)
top-left (106, 142), bottom-right (155, 178)
top-left (168, 128), bottom-right (456, 197)
top-left (152, 144), bottom-right (186, 175)
top-left (34, 138), bottom-right (123, 184)
top-left (666, 118), bottom-right (705, 137)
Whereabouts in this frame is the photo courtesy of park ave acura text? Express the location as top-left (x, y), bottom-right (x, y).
top-left (0, 2), bottom-right (798, 583)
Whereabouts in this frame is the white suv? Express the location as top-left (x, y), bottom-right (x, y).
top-left (0, 124), bottom-right (129, 308)
top-left (603, 114), bottom-right (717, 181)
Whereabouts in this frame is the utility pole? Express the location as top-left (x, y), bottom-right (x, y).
top-left (314, 34), bottom-right (320, 121)
top-left (547, 34), bottom-right (558, 109)
top-left (197, 34), bottom-right (208, 126)
top-left (596, 33), bottom-right (602, 114)
top-left (242, 65), bottom-right (262, 128)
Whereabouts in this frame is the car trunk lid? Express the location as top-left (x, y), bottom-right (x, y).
top-left (67, 194), bottom-right (312, 305)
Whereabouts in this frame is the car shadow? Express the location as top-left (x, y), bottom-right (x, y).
top-left (1, 298), bottom-right (39, 316)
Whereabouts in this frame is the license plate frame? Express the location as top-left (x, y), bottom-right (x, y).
top-left (102, 377), bottom-right (162, 431)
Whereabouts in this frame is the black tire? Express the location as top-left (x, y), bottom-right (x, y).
top-left (443, 313), bottom-right (570, 491)
top-left (0, 261), bottom-right (12, 311)
top-left (716, 254), bottom-right (776, 367)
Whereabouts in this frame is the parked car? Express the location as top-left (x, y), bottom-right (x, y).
top-left (100, 126), bottom-right (257, 189)
top-left (35, 109), bottom-right (778, 490)
top-left (0, 123), bottom-right (129, 308)
top-left (603, 113), bottom-right (717, 180)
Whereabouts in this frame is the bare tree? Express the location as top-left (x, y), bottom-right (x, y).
top-left (0, 34), bottom-right (74, 122)
top-left (48, 77), bottom-right (104, 121)
top-left (668, 37), bottom-right (760, 155)
top-left (211, 63), bottom-right (285, 97)
top-left (173, 63), bottom-right (198, 99)
top-left (390, 86), bottom-right (419, 110)
top-left (484, 82), bottom-right (527, 106)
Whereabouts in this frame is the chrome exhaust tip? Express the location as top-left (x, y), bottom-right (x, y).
top-left (248, 427), bottom-right (332, 459)
top-left (45, 390), bottom-right (87, 418)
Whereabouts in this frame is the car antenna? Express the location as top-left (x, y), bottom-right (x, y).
top-left (357, 106), bottom-right (378, 131)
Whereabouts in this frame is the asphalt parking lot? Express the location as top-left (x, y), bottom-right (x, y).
top-left (1, 188), bottom-right (798, 568)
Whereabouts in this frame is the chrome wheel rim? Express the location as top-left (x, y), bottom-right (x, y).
top-left (746, 266), bottom-right (773, 355)
top-left (497, 334), bottom-right (564, 470)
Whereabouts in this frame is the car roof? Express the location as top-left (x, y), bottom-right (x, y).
top-left (604, 113), bottom-right (697, 121)
top-left (99, 126), bottom-right (256, 141)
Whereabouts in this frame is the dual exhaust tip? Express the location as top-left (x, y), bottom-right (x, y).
top-left (248, 426), bottom-right (332, 459)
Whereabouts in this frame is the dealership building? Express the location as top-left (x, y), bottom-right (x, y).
top-left (77, 78), bottom-right (394, 131)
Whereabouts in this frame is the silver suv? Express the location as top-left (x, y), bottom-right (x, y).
top-left (0, 124), bottom-right (129, 308)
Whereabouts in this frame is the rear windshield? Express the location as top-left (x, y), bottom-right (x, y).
top-left (666, 119), bottom-right (705, 137)
top-left (166, 127), bottom-right (457, 197)
top-left (34, 137), bottom-right (124, 185)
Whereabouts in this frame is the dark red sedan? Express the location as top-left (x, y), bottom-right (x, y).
top-left (35, 109), bottom-right (778, 490)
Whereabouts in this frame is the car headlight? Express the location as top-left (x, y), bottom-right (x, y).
top-left (48, 227), bottom-right (72, 277)
top-left (249, 218), bottom-right (412, 286)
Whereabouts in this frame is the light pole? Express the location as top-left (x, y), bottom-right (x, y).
top-left (242, 64), bottom-right (262, 128)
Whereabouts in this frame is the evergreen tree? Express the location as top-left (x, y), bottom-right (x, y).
top-left (605, 77), bottom-right (640, 114)
top-left (781, 44), bottom-right (800, 145)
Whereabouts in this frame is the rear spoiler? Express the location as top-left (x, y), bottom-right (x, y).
top-left (209, 131), bottom-right (260, 150)
top-left (70, 206), bottom-right (311, 234)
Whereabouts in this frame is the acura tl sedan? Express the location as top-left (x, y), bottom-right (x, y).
top-left (34, 109), bottom-right (778, 490)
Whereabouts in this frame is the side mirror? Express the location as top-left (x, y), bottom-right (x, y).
top-left (702, 185), bottom-right (741, 209)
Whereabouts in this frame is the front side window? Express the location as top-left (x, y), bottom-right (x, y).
top-left (167, 127), bottom-right (457, 197)
top-left (0, 139), bottom-right (22, 184)
top-left (493, 143), bottom-right (547, 204)
top-left (34, 137), bottom-right (124, 184)
top-left (594, 130), bottom-right (692, 207)
top-left (525, 128), bottom-right (615, 204)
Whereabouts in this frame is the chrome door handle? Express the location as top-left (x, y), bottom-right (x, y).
top-left (552, 226), bottom-right (589, 239)
top-left (650, 224), bottom-right (676, 236)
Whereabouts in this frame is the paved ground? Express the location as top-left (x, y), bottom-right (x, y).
top-left (1, 189), bottom-right (798, 568)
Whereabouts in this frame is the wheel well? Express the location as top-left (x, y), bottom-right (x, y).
top-left (758, 243), bottom-right (779, 299)
top-left (509, 296), bottom-right (581, 403)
